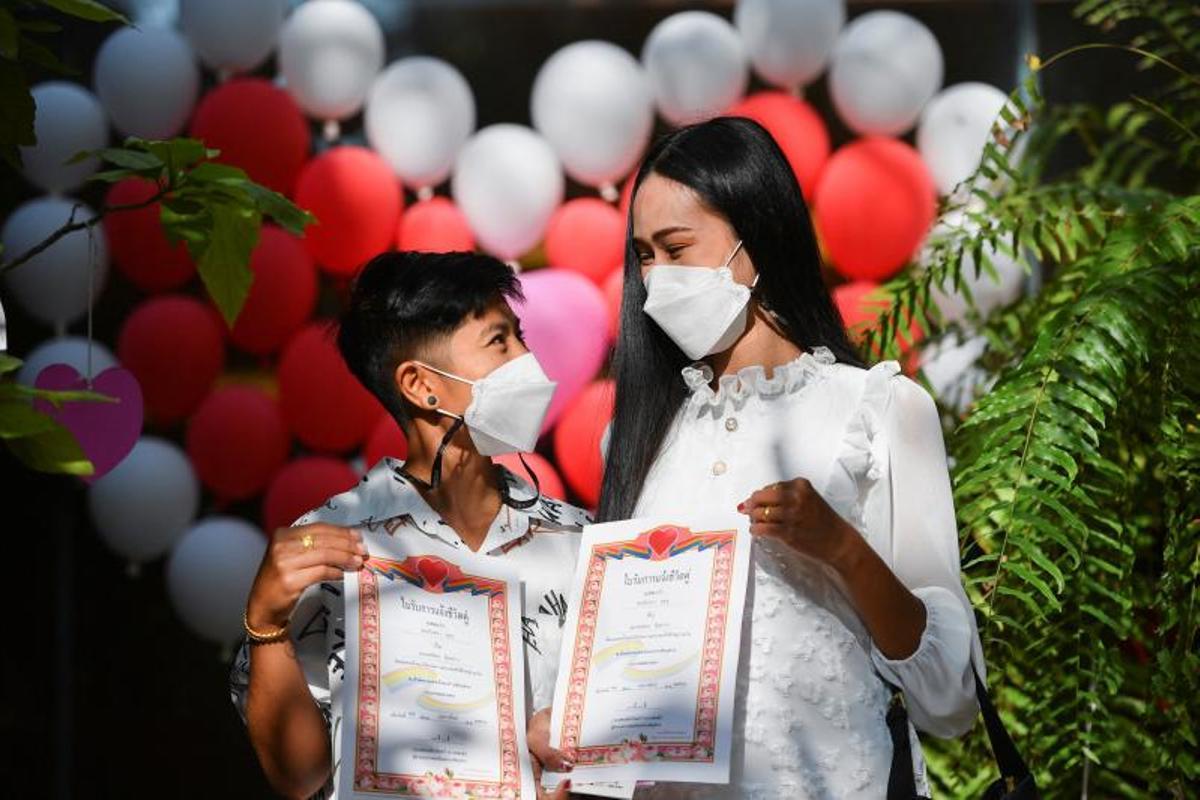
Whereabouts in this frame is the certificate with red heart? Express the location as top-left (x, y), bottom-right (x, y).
top-left (340, 537), bottom-right (536, 799)
top-left (548, 514), bottom-right (752, 784)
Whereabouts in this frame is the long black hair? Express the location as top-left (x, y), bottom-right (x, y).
top-left (597, 115), bottom-right (864, 522)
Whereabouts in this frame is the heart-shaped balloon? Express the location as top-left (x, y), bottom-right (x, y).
top-left (514, 269), bottom-right (611, 431)
top-left (34, 363), bottom-right (144, 483)
top-left (648, 526), bottom-right (680, 558)
top-left (417, 556), bottom-right (449, 589)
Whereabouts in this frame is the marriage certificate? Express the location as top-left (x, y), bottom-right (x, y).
top-left (549, 515), bottom-right (752, 784)
top-left (339, 533), bottom-right (536, 799)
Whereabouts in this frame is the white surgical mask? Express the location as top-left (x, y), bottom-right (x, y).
top-left (642, 239), bottom-right (756, 360)
top-left (416, 352), bottom-right (557, 456)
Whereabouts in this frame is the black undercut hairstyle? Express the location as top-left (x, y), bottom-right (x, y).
top-left (336, 250), bottom-right (523, 429)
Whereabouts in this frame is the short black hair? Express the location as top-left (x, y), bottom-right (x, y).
top-left (336, 250), bottom-right (523, 427)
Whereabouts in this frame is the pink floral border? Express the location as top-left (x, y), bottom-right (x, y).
top-left (353, 557), bottom-right (524, 798)
top-left (557, 526), bottom-right (736, 767)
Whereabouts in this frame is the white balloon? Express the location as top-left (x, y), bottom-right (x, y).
top-left (734, 0), bottom-right (846, 89)
top-left (451, 124), bottom-right (564, 261)
top-left (2, 197), bottom-right (109, 328)
top-left (365, 57), bottom-right (475, 189)
top-left (926, 210), bottom-right (1025, 325)
top-left (531, 41), bottom-right (654, 189)
top-left (642, 11), bottom-right (749, 126)
top-left (918, 82), bottom-right (1013, 195)
top-left (920, 331), bottom-right (992, 413)
top-left (179, 0), bottom-right (287, 75)
top-left (89, 437), bottom-right (200, 565)
top-left (16, 336), bottom-right (118, 386)
top-left (279, 0), bottom-right (385, 123)
top-left (828, 10), bottom-right (943, 136)
top-left (167, 516), bottom-right (266, 646)
top-left (93, 26), bottom-right (200, 139)
top-left (20, 82), bottom-right (108, 194)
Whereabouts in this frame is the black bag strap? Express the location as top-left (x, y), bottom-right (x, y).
top-left (886, 662), bottom-right (1036, 799)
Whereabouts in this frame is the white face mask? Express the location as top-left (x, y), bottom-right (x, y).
top-left (416, 352), bottom-right (557, 456)
top-left (642, 239), bottom-right (756, 360)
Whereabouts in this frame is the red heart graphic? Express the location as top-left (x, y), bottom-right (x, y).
top-left (417, 557), bottom-right (449, 588)
top-left (648, 527), bottom-right (680, 557)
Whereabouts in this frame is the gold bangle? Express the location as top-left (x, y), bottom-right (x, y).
top-left (243, 609), bottom-right (290, 644)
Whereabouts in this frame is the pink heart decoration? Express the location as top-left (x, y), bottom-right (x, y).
top-left (34, 363), bottom-right (144, 483)
top-left (417, 557), bottom-right (449, 589)
top-left (648, 526), bottom-right (680, 558)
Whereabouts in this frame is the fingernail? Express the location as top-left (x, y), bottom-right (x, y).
top-left (736, 502), bottom-right (745, 512)
top-left (563, 780), bottom-right (571, 789)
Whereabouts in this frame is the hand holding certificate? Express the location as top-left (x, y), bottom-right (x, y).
top-left (549, 515), bottom-right (752, 784)
top-left (340, 533), bottom-right (536, 799)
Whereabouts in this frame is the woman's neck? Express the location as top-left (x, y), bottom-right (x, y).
top-left (706, 303), bottom-right (803, 381)
top-left (403, 417), bottom-right (502, 552)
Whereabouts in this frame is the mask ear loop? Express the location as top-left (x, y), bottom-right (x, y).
top-left (501, 452), bottom-right (543, 510)
top-left (402, 414), bottom-right (465, 492)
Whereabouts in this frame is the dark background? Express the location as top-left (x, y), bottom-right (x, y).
top-left (1, 1), bottom-right (1156, 797)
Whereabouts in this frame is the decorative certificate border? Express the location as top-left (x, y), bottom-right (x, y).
top-left (557, 524), bottom-right (737, 767)
top-left (353, 554), bottom-right (523, 798)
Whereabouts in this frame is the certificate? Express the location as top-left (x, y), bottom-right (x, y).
top-left (549, 515), bottom-right (751, 784)
top-left (339, 534), bottom-right (536, 799)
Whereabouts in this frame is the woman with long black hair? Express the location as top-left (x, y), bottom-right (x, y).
top-left (598, 117), bottom-right (985, 797)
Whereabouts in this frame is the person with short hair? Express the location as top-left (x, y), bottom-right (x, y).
top-left (230, 250), bottom-right (581, 800)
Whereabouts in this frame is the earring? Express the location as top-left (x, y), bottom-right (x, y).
top-left (426, 395), bottom-right (438, 406)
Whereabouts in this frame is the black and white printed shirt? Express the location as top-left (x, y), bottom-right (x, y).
top-left (228, 457), bottom-right (591, 800)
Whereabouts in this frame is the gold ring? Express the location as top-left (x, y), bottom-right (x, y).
top-left (301, 533), bottom-right (315, 551)
top-left (763, 506), bottom-right (772, 521)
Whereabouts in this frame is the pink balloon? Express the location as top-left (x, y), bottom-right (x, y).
top-left (34, 364), bottom-right (144, 483)
top-left (513, 269), bottom-right (611, 430)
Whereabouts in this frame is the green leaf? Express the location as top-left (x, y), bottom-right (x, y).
top-left (196, 203), bottom-right (259, 327)
top-left (96, 147), bottom-right (163, 171)
top-left (0, 398), bottom-right (58, 438)
top-left (141, 137), bottom-right (210, 174)
top-left (0, 8), bottom-right (19, 59)
top-left (4, 416), bottom-right (92, 476)
top-left (35, 0), bottom-right (129, 24)
top-left (0, 354), bottom-right (21, 375)
top-left (0, 57), bottom-right (34, 168)
top-left (242, 182), bottom-right (316, 236)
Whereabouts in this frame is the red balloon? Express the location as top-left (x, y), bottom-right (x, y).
top-left (492, 451), bottom-right (567, 502)
top-left (104, 178), bottom-right (196, 293)
top-left (186, 386), bottom-right (290, 501)
top-left (545, 198), bottom-right (626, 285)
top-left (728, 92), bottom-right (831, 199)
top-left (602, 265), bottom-right (623, 340)
top-left (813, 136), bottom-right (936, 282)
top-left (117, 295), bottom-right (225, 424)
top-left (189, 78), bottom-right (311, 196)
top-left (397, 197), bottom-right (475, 252)
top-left (228, 226), bottom-right (317, 355)
top-left (263, 456), bottom-right (359, 533)
top-left (363, 413), bottom-right (409, 468)
top-left (833, 280), bottom-right (924, 355)
top-left (553, 380), bottom-right (615, 508)
top-left (278, 323), bottom-right (385, 453)
top-left (294, 146), bottom-right (403, 277)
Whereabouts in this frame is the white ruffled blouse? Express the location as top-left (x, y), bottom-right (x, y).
top-left (631, 346), bottom-right (986, 799)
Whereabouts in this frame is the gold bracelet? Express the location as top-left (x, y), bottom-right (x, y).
top-left (243, 609), bottom-right (290, 644)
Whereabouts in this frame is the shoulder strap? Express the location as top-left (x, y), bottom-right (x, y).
top-left (885, 666), bottom-right (1035, 799)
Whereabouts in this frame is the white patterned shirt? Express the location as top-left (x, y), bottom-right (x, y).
top-left (229, 458), bottom-right (591, 800)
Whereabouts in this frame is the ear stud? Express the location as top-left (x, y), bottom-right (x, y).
top-left (426, 395), bottom-right (438, 406)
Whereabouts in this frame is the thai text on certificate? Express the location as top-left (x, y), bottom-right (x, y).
top-left (339, 535), bottom-right (536, 798)
top-left (549, 515), bottom-right (751, 783)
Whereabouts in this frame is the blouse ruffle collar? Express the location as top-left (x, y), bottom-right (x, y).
top-left (680, 345), bottom-right (838, 410)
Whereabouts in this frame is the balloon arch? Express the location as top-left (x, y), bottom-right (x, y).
top-left (4, 0), bottom-right (1026, 650)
